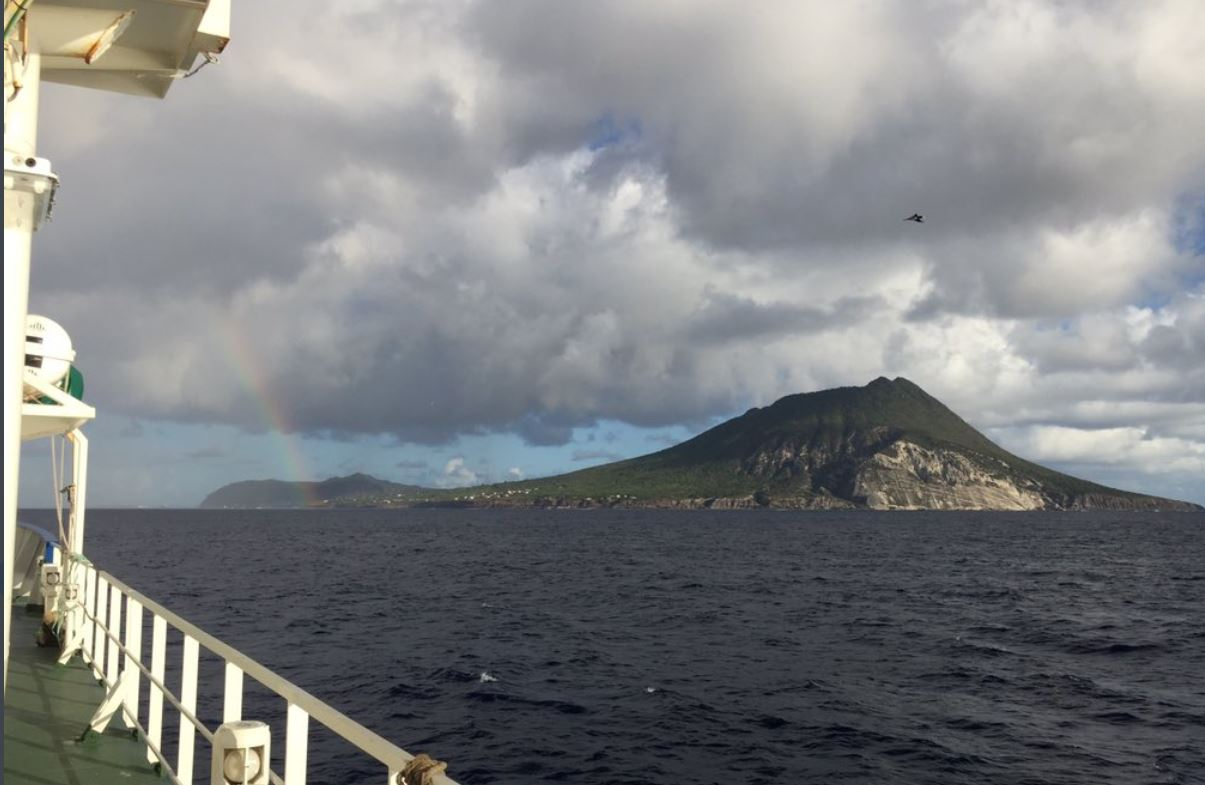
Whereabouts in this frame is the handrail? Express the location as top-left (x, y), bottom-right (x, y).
top-left (97, 570), bottom-right (448, 779)
top-left (76, 601), bottom-right (215, 743)
top-left (62, 555), bottom-right (459, 785)
top-left (52, 562), bottom-right (187, 785)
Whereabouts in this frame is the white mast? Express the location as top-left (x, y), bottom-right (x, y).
top-left (4, 0), bottom-right (228, 694)
top-left (4, 14), bottom-right (48, 697)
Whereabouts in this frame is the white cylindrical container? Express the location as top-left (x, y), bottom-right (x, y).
top-left (24, 314), bottom-right (75, 389)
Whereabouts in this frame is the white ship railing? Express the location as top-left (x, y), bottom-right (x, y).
top-left (60, 552), bottom-right (458, 785)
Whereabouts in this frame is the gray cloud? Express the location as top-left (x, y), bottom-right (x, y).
top-left (512, 414), bottom-right (578, 447)
top-left (687, 292), bottom-right (884, 345)
top-left (182, 446), bottom-right (227, 460)
top-left (470, 1), bottom-right (1204, 316)
top-left (571, 449), bottom-right (624, 463)
top-left (1004, 292), bottom-right (1205, 407)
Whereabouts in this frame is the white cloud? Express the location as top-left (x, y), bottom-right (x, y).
top-left (440, 457), bottom-right (479, 488)
top-left (994, 425), bottom-right (1205, 475)
top-left (1014, 211), bottom-right (1179, 314)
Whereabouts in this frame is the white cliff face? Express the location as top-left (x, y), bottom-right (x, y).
top-left (853, 440), bottom-right (1047, 511)
top-left (740, 430), bottom-right (893, 479)
top-left (706, 422), bottom-right (1198, 511)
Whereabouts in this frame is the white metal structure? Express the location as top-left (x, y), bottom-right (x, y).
top-left (5, 2), bottom-right (461, 782)
top-left (59, 556), bottom-right (459, 785)
top-left (6, 0), bottom-right (229, 698)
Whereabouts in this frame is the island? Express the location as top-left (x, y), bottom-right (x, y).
top-left (201, 378), bottom-right (1202, 511)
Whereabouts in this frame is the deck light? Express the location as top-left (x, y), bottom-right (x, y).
top-left (223, 747), bottom-right (261, 783)
top-left (212, 721), bottom-right (271, 785)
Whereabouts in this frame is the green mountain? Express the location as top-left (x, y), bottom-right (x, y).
top-left (199, 379), bottom-right (1201, 511)
top-left (200, 472), bottom-right (424, 509)
top-left (467, 377), bottom-right (1201, 511)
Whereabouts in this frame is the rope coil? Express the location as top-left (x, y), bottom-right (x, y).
top-left (397, 754), bottom-right (448, 785)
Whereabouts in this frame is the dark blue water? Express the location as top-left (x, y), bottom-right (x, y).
top-left (29, 509), bottom-right (1205, 784)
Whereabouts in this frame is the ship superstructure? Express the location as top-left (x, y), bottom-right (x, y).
top-left (3, 3), bottom-right (457, 783)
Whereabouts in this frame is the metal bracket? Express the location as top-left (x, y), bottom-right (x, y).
top-left (56, 590), bottom-right (85, 666)
top-left (56, 626), bottom-right (85, 665)
top-left (4, 153), bottom-right (60, 230)
top-left (88, 668), bottom-right (137, 735)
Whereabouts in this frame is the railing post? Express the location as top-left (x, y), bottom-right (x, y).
top-left (223, 661), bottom-right (244, 723)
top-left (106, 583), bottom-right (122, 686)
top-left (82, 565), bottom-right (97, 668)
top-left (58, 559), bottom-right (80, 660)
top-left (67, 429), bottom-right (88, 554)
top-left (124, 598), bottom-right (144, 727)
top-left (179, 634), bottom-right (199, 784)
top-left (147, 614), bottom-right (167, 764)
top-left (286, 702), bottom-right (310, 785)
top-left (93, 575), bottom-right (108, 680)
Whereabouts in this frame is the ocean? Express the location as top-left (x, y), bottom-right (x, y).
top-left (24, 508), bottom-right (1205, 784)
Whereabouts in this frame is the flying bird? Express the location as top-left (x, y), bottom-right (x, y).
top-left (905, 214), bottom-right (924, 223)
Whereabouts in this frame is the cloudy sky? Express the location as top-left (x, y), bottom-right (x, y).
top-left (20, 0), bottom-right (1205, 507)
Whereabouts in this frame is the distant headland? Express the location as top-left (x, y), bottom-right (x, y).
top-left (200, 378), bottom-right (1202, 512)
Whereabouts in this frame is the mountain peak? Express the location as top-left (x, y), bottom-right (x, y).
top-left (862, 375), bottom-right (926, 395)
top-left (541, 377), bottom-right (1199, 511)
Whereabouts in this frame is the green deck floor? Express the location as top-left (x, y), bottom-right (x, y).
top-left (4, 603), bottom-right (166, 785)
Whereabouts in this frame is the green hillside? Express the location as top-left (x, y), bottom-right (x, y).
top-left (201, 472), bottom-right (425, 508)
top-left (499, 377), bottom-right (1135, 503)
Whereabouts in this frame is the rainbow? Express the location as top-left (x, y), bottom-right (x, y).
top-left (216, 314), bottom-right (321, 507)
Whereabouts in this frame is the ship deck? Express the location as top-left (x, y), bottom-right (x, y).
top-left (4, 601), bottom-right (166, 785)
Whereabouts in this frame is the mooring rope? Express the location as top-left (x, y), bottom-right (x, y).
top-left (398, 754), bottom-right (448, 785)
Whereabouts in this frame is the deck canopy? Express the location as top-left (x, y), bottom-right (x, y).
top-left (26, 0), bottom-right (228, 98)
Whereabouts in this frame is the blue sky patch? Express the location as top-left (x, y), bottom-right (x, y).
top-left (587, 113), bottom-right (642, 151)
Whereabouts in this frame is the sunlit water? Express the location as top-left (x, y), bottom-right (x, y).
top-left (26, 508), bottom-right (1205, 784)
